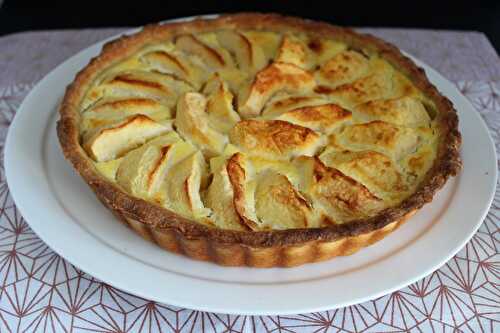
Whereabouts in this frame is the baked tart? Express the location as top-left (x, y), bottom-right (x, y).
top-left (57, 13), bottom-right (461, 267)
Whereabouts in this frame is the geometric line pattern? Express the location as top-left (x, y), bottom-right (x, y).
top-left (0, 78), bottom-right (499, 331)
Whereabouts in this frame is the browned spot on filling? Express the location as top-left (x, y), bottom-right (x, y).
top-left (307, 39), bottom-right (323, 53)
top-left (341, 53), bottom-right (352, 61)
top-left (321, 215), bottom-right (336, 226)
top-left (314, 85), bottom-right (334, 94)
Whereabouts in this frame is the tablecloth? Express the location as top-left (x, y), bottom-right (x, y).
top-left (0, 27), bottom-right (498, 332)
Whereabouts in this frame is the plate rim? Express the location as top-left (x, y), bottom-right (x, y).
top-left (5, 17), bottom-right (498, 315)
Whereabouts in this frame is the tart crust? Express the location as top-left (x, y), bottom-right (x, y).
top-left (57, 13), bottom-right (461, 267)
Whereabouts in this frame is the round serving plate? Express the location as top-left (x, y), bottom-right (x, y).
top-left (5, 15), bottom-right (498, 315)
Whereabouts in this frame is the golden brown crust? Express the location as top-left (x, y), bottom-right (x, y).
top-left (57, 13), bottom-right (461, 266)
top-left (112, 202), bottom-right (415, 267)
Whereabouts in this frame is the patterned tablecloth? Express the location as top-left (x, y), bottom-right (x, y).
top-left (0, 27), bottom-right (498, 332)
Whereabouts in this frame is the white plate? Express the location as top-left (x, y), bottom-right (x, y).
top-left (5, 17), bottom-right (498, 315)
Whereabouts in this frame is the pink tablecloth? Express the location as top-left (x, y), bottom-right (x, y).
top-left (0, 27), bottom-right (499, 332)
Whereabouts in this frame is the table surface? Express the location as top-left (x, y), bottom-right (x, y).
top-left (0, 27), bottom-right (498, 332)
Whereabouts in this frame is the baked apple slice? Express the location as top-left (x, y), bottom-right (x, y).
top-left (238, 62), bottom-right (315, 118)
top-left (315, 50), bottom-right (370, 88)
top-left (83, 70), bottom-right (194, 109)
top-left (83, 114), bottom-right (172, 162)
top-left (158, 151), bottom-right (211, 219)
top-left (275, 35), bottom-right (311, 69)
top-left (253, 169), bottom-right (312, 230)
top-left (141, 50), bottom-right (207, 89)
top-left (262, 94), bottom-right (327, 118)
top-left (319, 148), bottom-right (409, 202)
top-left (80, 98), bottom-right (171, 137)
top-left (115, 133), bottom-right (185, 197)
top-left (202, 74), bottom-right (241, 134)
top-left (175, 34), bottom-right (227, 69)
top-left (335, 120), bottom-right (423, 160)
top-left (294, 156), bottom-right (383, 223)
top-left (306, 38), bottom-right (347, 65)
top-left (204, 153), bottom-right (252, 231)
top-left (319, 58), bottom-right (396, 107)
top-left (175, 92), bottom-right (227, 157)
top-left (243, 31), bottom-right (282, 62)
top-left (216, 30), bottom-right (267, 72)
top-left (277, 103), bottom-right (352, 134)
top-left (229, 119), bottom-right (325, 160)
top-left (354, 96), bottom-right (431, 126)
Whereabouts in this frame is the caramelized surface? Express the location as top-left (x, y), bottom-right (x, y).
top-left (79, 29), bottom-right (439, 230)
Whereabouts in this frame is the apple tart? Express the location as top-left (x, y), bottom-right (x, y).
top-left (58, 13), bottom-right (461, 267)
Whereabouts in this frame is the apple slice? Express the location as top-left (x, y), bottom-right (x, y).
top-left (229, 119), bottom-right (325, 160)
top-left (175, 34), bottom-right (226, 69)
top-left (275, 35), bottom-right (311, 69)
top-left (147, 141), bottom-right (198, 197)
top-left (315, 50), bottom-right (370, 88)
top-left (277, 103), bottom-right (352, 134)
top-left (215, 67), bottom-right (249, 92)
top-left (83, 70), bottom-right (194, 110)
top-left (175, 92), bottom-right (227, 157)
top-left (354, 96), bottom-right (431, 126)
top-left (320, 61), bottom-right (395, 108)
top-left (254, 170), bottom-right (312, 230)
top-left (262, 94), bottom-right (327, 118)
top-left (80, 98), bottom-right (171, 136)
top-left (115, 133), bottom-right (183, 198)
top-left (94, 157), bottom-right (124, 181)
top-left (335, 120), bottom-right (421, 160)
top-left (319, 148), bottom-right (409, 202)
top-left (204, 154), bottom-right (251, 231)
top-left (141, 50), bottom-right (207, 89)
top-left (83, 114), bottom-right (172, 162)
top-left (306, 38), bottom-right (347, 65)
top-left (83, 75), bottom-right (175, 110)
top-left (216, 30), bottom-right (266, 72)
top-left (142, 50), bottom-right (188, 77)
top-left (225, 153), bottom-right (259, 230)
top-left (316, 57), bottom-right (396, 106)
top-left (116, 70), bottom-right (194, 94)
top-left (243, 31), bottom-right (282, 62)
top-left (293, 156), bottom-right (382, 223)
top-left (159, 151), bottom-right (211, 219)
top-left (202, 74), bottom-right (241, 134)
top-left (238, 62), bottom-right (315, 118)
